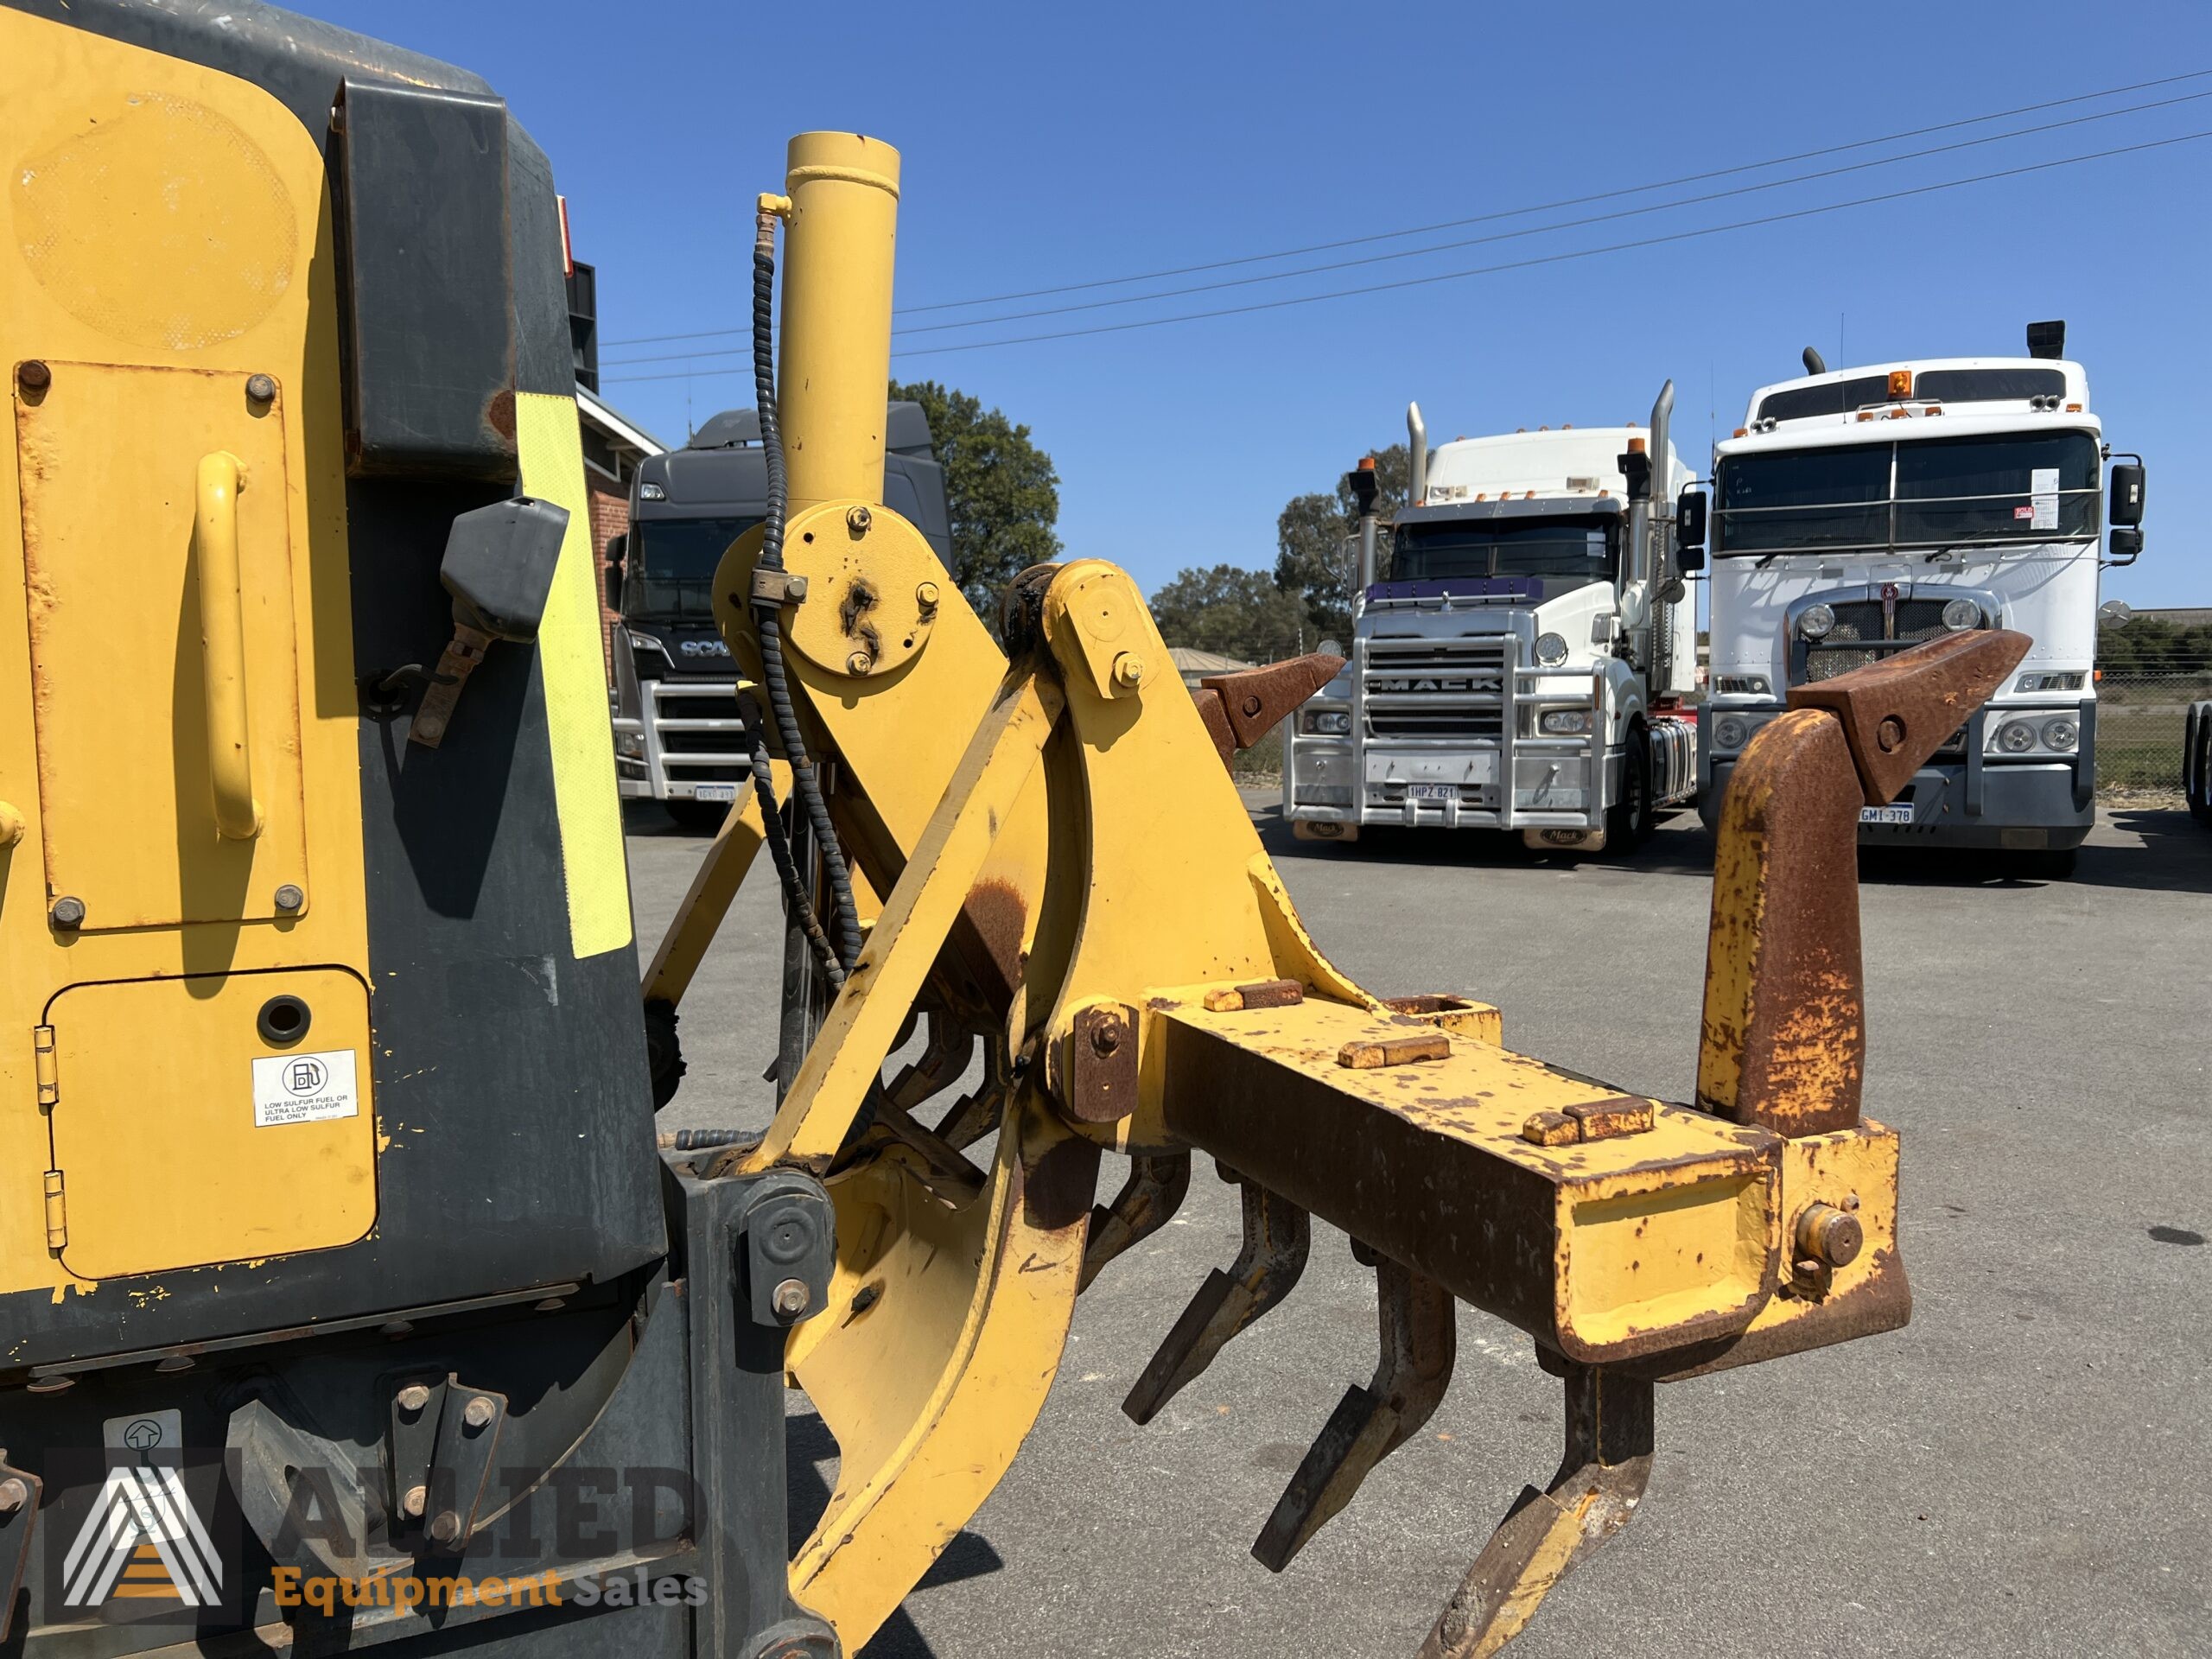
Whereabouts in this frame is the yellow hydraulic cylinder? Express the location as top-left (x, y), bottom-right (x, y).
top-left (776, 131), bottom-right (901, 513)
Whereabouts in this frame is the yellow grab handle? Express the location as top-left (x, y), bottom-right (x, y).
top-left (194, 451), bottom-right (262, 840)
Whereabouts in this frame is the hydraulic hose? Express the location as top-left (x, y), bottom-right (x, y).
top-left (750, 207), bottom-right (865, 972)
top-left (741, 692), bottom-right (843, 988)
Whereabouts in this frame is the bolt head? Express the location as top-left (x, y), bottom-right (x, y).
top-left (245, 373), bottom-right (277, 404)
top-left (428, 1510), bottom-right (462, 1546)
top-left (461, 1395), bottom-right (496, 1430)
top-left (772, 1277), bottom-right (811, 1319)
top-left (401, 1484), bottom-right (427, 1518)
top-left (414, 714), bottom-right (445, 741)
top-left (49, 895), bottom-right (86, 930)
top-left (1111, 652), bottom-right (1147, 689)
top-left (1241, 696), bottom-right (1263, 718)
top-left (846, 652), bottom-right (872, 677)
top-left (396, 1383), bottom-right (431, 1413)
top-left (1088, 1021), bottom-right (1122, 1058)
top-left (1875, 715), bottom-right (1906, 754)
top-left (273, 883), bottom-right (305, 913)
top-left (845, 505), bottom-right (873, 533)
top-left (916, 581), bottom-right (940, 609)
top-left (17, 360), bottom-right (51, 393)
top-left (0, 1478), bottom-right (28, 1514)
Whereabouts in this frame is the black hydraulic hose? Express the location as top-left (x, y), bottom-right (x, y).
top-left (741, 691), bottom-right (843, 989)
top-left (749, 213), bottom-right (866, 971)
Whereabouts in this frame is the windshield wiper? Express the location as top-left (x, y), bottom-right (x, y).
top-left (1923, 545), bottom-right (1967, 563)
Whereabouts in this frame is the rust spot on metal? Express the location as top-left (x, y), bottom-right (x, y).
top-left (1066, 1002), bottom-right (1140, 1124)
top-left (1788, 628), bottom-right (2030, 804)
top-left (1199, 652), bottom-right (1347, 750)
top-left (1337, 1031), bottom-right (1451, 1070)
top-left (483, 386), bottom-right (516, 441)
top-left (1522, 1111), bottom-right (1577, 1147)
top-left (1563, 1096), bottom-right (1654, 1141)
top-left (962, 878), bottom-right (1027, 994)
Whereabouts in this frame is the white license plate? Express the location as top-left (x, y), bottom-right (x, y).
top-left (692, 783), bottom-right (740, 804)
top-left (1408, 784), bottom-right (1458, 803)
top-left (1859, 804), bottom-right (1913, 825)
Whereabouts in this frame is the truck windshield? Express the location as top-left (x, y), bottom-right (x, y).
top-left (626, 516), bottom-right (760, 618)
top-left (1389, 517), bottom-right (1617, 585)
top-left (1715, 432), bottom-right (2100, 556)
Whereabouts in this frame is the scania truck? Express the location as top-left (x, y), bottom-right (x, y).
top-left (607, 402), bottom-right (951, 823)
top-left (1686, 323), bottom-right (2146, 877)
top-left (1284, 384), bottom-right (1700, 852)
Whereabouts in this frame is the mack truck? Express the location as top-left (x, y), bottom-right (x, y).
top-left (607, 402), bottom-right (951, 823)
top-left (1285, 385), bottom-right (1700, 853)
top-left (1688, 323), bottom-right (2147, 877)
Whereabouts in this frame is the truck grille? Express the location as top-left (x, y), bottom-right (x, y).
top-left (1363, 639), bottom-right (1508, 739)
top-left (1803, 600), bottom-right (1955, 683)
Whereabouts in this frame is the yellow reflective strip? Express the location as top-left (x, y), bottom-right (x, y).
top-left (514, 391), bottom-right (632, 959)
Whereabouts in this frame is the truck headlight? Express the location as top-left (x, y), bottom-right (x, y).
top-left (1539, 709), bottom-right (1592, 735)
top-left (1715, 675), bottom-right (1771, 697)
top-left (615, 732), bottom-right (645, 760)
top-left (626, 628), bottom-right (670, 659)
top-left (1300, 709), bottom-right (1351, 735)
top-left (1712, 715), bottom-right (1750, 752)
top-left (1534, 632), bottom-right (1568, 666)
top-left (1996, 719), bottom-right (2037, 754)
top-left (1942, 597), bottom-right (1981, 632)
top-left (1798, 603), bottom-right (1835, 639)
top-left (2040, 716), bottom-right (2078, 752)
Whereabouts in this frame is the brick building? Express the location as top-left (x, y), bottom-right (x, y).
top-left (567, 257), bottom-right (668, 665)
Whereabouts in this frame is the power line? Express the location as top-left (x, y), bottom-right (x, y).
top-left (601, 129), bottom-right (2211, 381)
top-left (599, 67), bottom-right (2212, 350)
top-left (602, 86), bottom-right (2210, 367)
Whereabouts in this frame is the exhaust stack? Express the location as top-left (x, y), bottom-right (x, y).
top-left (1406, 403), bottom-right (1428, 507)
top-left (1802, 346), bottom-right (1828, 376)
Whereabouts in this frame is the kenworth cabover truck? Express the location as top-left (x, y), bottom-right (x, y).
top-left (607, 402), bottom-right (950, 821)
top-left (1688, 324), bottom-right (2146, 877)
top-left (1285, 385), bottom-right (1699, 852)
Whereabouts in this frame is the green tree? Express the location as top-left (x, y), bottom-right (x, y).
top-left (2097, 614), bottom-right (2212, 672)
top-left (1148, 564), bottom-right (1313, 662)
top-left (889, 379), bottom-right (1061, 620)
top-left (1274, 442), bottom-right (1410, 639)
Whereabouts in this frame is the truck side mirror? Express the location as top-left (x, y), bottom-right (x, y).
top-left (2108, 525), bottom-right (2145, 565)
top-left (603, 531), bottom-right (627, 610)
top-left (2109, 461), bottom-right (2145, 527)
top-left (1675, 487), bottom-right (1707, 570)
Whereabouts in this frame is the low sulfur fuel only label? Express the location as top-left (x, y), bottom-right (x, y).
top-left (251, 1049), bottom-right (360, 1127)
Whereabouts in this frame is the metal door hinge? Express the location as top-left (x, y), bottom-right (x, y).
top-left (33, 1025), bottom-right (56, 1109)
top-left (42, 1170), bottom-right (65, 1252)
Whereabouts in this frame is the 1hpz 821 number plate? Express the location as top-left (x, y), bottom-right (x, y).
top-left (1408, 784), bottom-right (1459, 803)
top-left (1859, 804), bottom-right (1914, 824)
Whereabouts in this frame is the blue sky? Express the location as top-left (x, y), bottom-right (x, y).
top-left (294, 1), bottom-right (2212, 608)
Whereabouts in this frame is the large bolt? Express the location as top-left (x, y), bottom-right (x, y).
top-left (273, 883), bottom-right (305, 914)
top-left (245, 373), bottom-right (277, 405)
top-left (17, 360), bottom-right (51, 394)
top-left (1088, 1020), bottom-right (1122, 1058)
top-left (1875, 715), bottom-right (1906, 753)
top-left (461, 1395), bottom-right (496, 1430)
top-left (396, 1383), bottom-right (431, 1413)
top-left (845, 505), bottom-right (873, 533)
top-left (401, 1484), bottom-right (427, 1518)
top-left (1111, 652), bottom-right (1147, 690)
top-left (846, 651), bottom-right (873, 677)
top-left (0, 1478), bottom-right (28, 1514)
top-left (428, 1510), bottom-right (462, 1547)
top-left (772, 1278), bottom-right (811, 1319)
top-left (49, 895), bottom-right (86, 930)
top-left (1796, 1203), bottom-right (1864, 1268)
top-left (916, 581), bottom-right (940, 610)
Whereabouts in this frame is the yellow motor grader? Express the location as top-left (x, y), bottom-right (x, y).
top-left (0, 3), bottom-right (2024, 1656)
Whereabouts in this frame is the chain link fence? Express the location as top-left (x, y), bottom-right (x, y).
top-left (2097, 671), bottom-right (2212, 796)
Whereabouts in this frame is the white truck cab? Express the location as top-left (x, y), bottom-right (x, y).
top-left (1286, 384), bottom-right (1700, 853)
top-left (1687, 323), bottom-right (2146, 875)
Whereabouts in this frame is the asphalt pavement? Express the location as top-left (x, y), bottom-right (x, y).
top-left (629, 797), bottom-right (2212, 1659)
